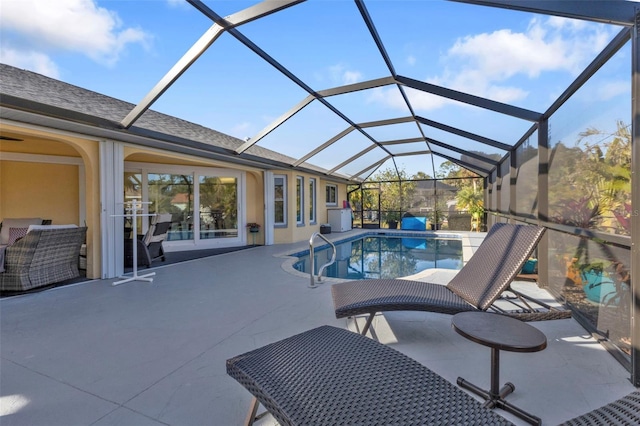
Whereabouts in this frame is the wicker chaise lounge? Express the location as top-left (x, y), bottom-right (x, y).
top-left (559, 391), bottom-right (640, 425)
top-left (227, 325), bottom-right (640, 425)
top-left (227, 325), bottom-right (515, 426)
top-left (332, 223), bottom-right (571, 335)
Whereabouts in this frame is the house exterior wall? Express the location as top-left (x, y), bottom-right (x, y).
top-left (0, 161), bottom-right (79, 224)
top-left (319, 177), bottom-right (346, 226)
top-left (0, 122), bottom-right (347, 281)
top-left (272, 170), bottom-right (348, 244)
top-left (245, 171), bottom-right (264, 245)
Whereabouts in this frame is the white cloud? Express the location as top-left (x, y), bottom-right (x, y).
top-left (328, 63), bottom-right (363, 85)
top-left (372, 16), bottom-right (615, 112)
top-left (229, 121), bottom-right (253, 138)
top-left (407, 55), bottom-right (416, 66)
top-left (366, 86), bottom-right (448, 112)
top-left (0, 0), bottom-right (151, 67)
top-left (0, 45), bottom-right (60, 78)
top-left (449, 17), bottom-right (611, 79)
top-left (596, 80), bottom-right (629, 101)
top-left (342, 70), bottom-right (362, 84)
top-left (166, 0), bottom-right (188, 8)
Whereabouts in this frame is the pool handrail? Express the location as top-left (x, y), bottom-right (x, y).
top-left (309, 232), bottom-right (336, 288)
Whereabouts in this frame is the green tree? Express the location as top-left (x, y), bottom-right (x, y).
top-left (369, 167), bottom-right (417, 223)
top-left (456, 186), bottom-right (484, 216)
top-left (550, 121), bottom-right (631, 234)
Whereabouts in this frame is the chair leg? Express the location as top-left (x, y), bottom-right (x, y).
top-left (361, 313), bottom-right (376, 335)
top-left (244, 396), bottom-right (260, 426)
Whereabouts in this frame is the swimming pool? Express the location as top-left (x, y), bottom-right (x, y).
top-left (293, 234), bottom-right (463, 280)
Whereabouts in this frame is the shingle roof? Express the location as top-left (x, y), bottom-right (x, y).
top-left (0, 63), bottom-right (340, 175)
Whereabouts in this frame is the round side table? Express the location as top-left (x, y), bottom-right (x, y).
top-left (451, 311), bottom-right (547, 426)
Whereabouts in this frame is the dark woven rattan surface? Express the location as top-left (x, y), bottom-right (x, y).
top-left (560, 391), bottom-right (640, 425)
top-left (446, 223), bottom-right (545, 310)
top-left (227, 325), bottom-right (514, 425)
top-left (1, 227), bottom-right (86, 291)
top-left (333, 278), bottom-right (476, 319)
top-left (332, 224), bottom-right (570, 322)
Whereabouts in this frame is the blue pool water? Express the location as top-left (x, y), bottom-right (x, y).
top-left (293, 234), bottom-right (463, 280)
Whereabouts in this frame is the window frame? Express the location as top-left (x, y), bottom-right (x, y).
top-left (326, 183), bottom-right (338, 206)
top-left (274, 174), bottom-right (287, 227)
top-left (309, 178), bottom-right (317, 224)
top-left (296, 176), bottom-right (304, 226)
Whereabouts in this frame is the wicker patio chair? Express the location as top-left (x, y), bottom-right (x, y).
top-left (332, 223), bottom-right (571, 335)
top-left (0, 226), bottom-right (87, 291)
top-left (227, 325), bottom-right (515, 426)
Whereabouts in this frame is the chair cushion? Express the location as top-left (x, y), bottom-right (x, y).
top-left (8, 227), bottom-right (29, 245)
top-left (143, 213), bottom-right (172, 246)
top-left (27, 224), bottom-right (78, 233)
top-left (1, 218), bottom-right (42, 245)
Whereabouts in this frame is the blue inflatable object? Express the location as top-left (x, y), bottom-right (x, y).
top-left (401, 217), bottom-right (426, 231)
top-left (402, 237), bottom-right (426, 250)
top-left (581, 270), bottom-right (617, 305)
top-left (521, 259), bottom-right (538, 274)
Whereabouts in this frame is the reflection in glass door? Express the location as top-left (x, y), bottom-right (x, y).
top-left (123, 172), bottom-right (142, 239)
top-left (199, 175), bottom-right (238, 239)
top-left (147, 173), bottom-right (194, 241)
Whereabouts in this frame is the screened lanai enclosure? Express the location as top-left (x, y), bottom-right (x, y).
top-left (115, 1), bottom-right (639, 384)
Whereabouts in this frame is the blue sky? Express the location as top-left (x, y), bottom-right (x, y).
top-left (0, 0), bottom-right (631, 178)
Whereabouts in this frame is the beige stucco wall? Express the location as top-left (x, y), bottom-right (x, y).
top-left (272, 171), bottom-right (348, 244)
top-left (318, 177), bottom-right (347, 226)
top-left (244, 171), bottom-right (264, 245)
top-left (0, 161), bottom-right (79, 224)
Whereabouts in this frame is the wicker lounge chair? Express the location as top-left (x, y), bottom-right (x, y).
top-left (228, 326), bottom-right (639, 426)
top-left (559, 390), bottom-right (640, 425)
top-left (332, 223), bottom-right (570, 335)
top-left (227, 325), bottom-right (515, 426)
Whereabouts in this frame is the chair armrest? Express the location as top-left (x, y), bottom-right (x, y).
top-left (4, 235), bottom-right (38, 271)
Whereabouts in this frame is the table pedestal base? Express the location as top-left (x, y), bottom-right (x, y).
top-left (457, 348), bottom-right (541, 426)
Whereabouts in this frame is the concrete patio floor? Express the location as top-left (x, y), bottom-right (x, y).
top-left (1, 230), bottom-right (635, 425)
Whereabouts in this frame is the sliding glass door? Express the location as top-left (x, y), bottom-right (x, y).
top-left (147, 173), bottom-right (194, 242)
top-left (124, 163), bottom-right (244, 249)
top-left (199, 175), bottom-right (238, 239)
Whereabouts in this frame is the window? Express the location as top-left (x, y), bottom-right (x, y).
top-left (296, 176), bottom-right (304, 225)
top-left (309, 178), bottom-right (316, 224)
top-left (274, 175), bottom-right (287, 226)
top-left (326, 184), bottom-right (337, 206)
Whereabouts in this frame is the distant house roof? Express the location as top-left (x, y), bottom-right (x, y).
top-left (0, 64), bottom-right (348, 181)
top-left (415, 180), bottom-right (459, 192)
top-left (171, 193), bottom-right (191, 204)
